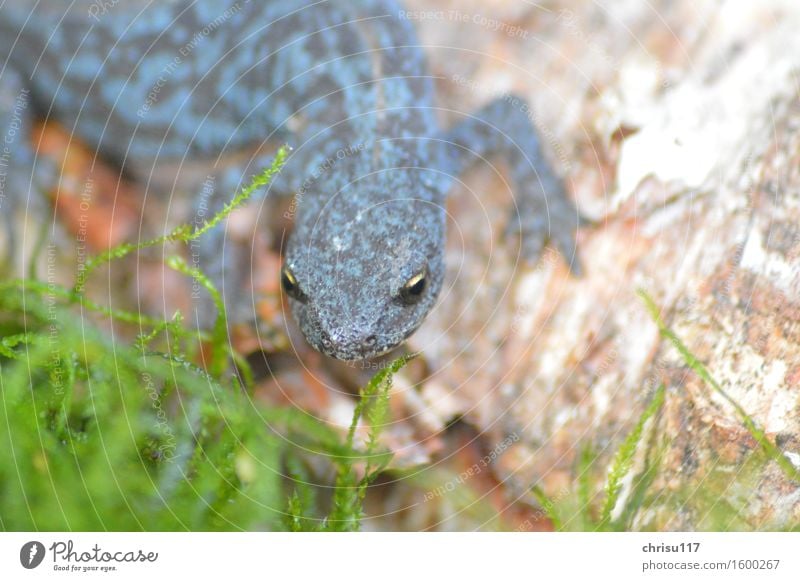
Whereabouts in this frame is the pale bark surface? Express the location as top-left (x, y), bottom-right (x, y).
top-left (380, 0), bottom-right (800, 530)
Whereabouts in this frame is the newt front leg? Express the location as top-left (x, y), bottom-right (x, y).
top-left (442, 93), bottom-right (582, 274)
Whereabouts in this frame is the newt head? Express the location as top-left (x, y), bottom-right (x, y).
top-left (281, 168), bottom-right (445, 361)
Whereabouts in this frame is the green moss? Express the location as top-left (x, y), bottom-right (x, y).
top-left (0, 149), bottom-right (396, 532)
top-left (533, 385), bottom-right (667, 532)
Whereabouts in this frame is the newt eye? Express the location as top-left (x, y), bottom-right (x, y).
top-left (281, 265), bottom-right (306, 302)
top-left (399, 268), bottom-right (427, 305)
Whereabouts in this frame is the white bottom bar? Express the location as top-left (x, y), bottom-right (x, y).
top-left (1, 533), bottom-right (798, 580)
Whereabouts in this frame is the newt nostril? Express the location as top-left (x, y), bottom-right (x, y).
top-left (320, 333), bottom-right (332, 349)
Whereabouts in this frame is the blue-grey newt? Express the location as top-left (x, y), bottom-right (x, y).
top-left (0, 0), bottom-right (581, 360)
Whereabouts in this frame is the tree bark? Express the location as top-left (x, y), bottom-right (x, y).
top-left (400, 0), bottom-right (800, 529)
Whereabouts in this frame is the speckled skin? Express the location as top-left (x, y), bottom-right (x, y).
top-left (0, 0), bottom-right (580, 360)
